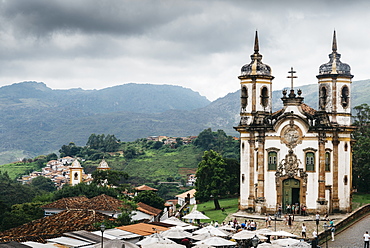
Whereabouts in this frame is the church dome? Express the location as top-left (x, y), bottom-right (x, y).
top-left (97, 159), bottom-right (110, 169)
top-left (240, 31), bottom-right (272, 77)
top-left (318, 31), bottom-right (351, 76)
top-left (71, 159), bottom-right (82, 168)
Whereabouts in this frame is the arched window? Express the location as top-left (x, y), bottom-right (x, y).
top-left (268, 151), bottom-right (277, 170)
top-left (320, 86), bottom-right (327, 109)
top-left (241, 86), bottom-right (248, 109)
top-left (341, 85), bottom-right (349, 108)
top-left (261, 87), bottom-right (269, 108)
top-left (74, 172), bottom-right (78, 180)
top-left (325, 152), bottom-right (331, 172)
top-left (305, 152), bottom-right (315, 171)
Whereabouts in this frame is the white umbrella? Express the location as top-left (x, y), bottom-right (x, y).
top-left (289, 240), bottom-right (311, 248)
top-left (136, 233), bottom-right (175, 246)
top-left (192, 232), bottom-right (216, 241)
top-left (193, 244), bottom-right (216, 248)
top-left (265, 230), bottom-right (299, 238)
top-left (256, 228), bottom-right (274, 235)
top-left (182, 210), bottom-right (210, 220)
top-left (258, 243), bottom-right (283, 248)
top-left (195, 236), bottom-right (237, 247)
top-left (272, 238), bottom-right (300, 246)
top-left (93, 239), bottom-right (139, 248)
top-left (219, 225), bottom-right (235, 232)
top-left (232, 230), bottom-right (267, 240)
top-left (161, 226), bottom-right (192, 239)
top-left (162, 217), bottom-right (190, 227)
top-left (142, 243), bottom-right (185, 248)
top-left (193, 226), bottom-right (228, 237)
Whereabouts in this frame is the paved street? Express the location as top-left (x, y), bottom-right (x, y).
top-left (329, 214), bottom-right (370, 248)
top-left (229, 211), bottom-right (370, 247)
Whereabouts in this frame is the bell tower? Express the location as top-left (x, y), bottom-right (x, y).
top-left (69, 159), bottom-right (83, 186)
top-left (235, 31), bottom-right (274, 211)
top-left (317, 31), bottom-right (353, 125)
top-left (238, 31), bottom-right (274, 126)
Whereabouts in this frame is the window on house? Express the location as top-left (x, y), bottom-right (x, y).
top-left (268, 151), bottom-right (277, 170)
top-left (325, 152), bottom-right (330, 172)
top-left (305, 152), bottom-right (315, 171)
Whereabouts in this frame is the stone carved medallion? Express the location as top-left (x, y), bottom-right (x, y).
top-left (281, 122), bottom-right (302, 149)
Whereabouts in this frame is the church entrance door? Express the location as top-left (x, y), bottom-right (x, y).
top-left (283, 178), bottom-right (300, 212)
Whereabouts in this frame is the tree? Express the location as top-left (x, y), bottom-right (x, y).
top-left (116, 197), bottom-right (138, 226)
top-left (31, 176), bottom-right (56, 192)
top-left (46, 153), bottom-right (58, 161)
top-left (59, 142), bottom-right (82, 157)
top-left (353, 104), bottom-right (370, 192)
top-left (0, 202), bottom-right (45, 231)
top-left (92, 170), bottom-right (129, 187)
top-left (195, 150), bottom-right (230, 210)
top-left (133, 191), bottom-right (165, 210)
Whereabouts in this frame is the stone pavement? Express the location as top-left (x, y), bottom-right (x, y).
top-left (328, 214), bottom-right (370, 248)
top-left (227, 211), bottom-right (350, 241)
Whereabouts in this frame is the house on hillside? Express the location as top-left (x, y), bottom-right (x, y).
top-left (176, 189), bottom-right (196, 206)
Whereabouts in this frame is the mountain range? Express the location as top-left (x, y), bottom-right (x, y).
top-left (0, 79), bottom-right (369, 164)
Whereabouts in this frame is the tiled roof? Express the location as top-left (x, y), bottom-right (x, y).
top-left (0, 210), bottom-right (109, 243)
top-left (79, 194), bottom-right (122, 211)
top-left (116, 223), bottom-right (169, 236)
top-left (301, 103), bottom-right (316, 115)
top-left (176, 189), bottom-right (196, 199)
top-left (41, 196), bottom-right (89, 210)
top-left (135, 185), bottom-right (157, 191)
top-left (137, 202), bottom-right (162, 216)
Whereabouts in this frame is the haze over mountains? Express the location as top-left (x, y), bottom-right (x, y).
top-left (0, 80), bottom-right (369, 164)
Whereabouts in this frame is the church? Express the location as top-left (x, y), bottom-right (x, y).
top-left (234, 31), bottom-right (355, 214)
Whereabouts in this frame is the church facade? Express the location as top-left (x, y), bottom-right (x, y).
top-left (234, 31), bottom-right (355, 214)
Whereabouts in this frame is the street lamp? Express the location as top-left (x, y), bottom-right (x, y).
top-left (251, 234), bottom-right (260, 248)
top-left (323, 222), bottom-right (329, 248)
top-left (274, 212), bottom-right (277, 231)
top-left (100, 224), bottom-right (106, 248)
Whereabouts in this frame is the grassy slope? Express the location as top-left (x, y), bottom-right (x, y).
top-left (109, 146), bottom-right (203, 183)
top-left (196, 198), bottom-right (239, 223)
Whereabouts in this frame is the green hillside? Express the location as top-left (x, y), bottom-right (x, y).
top-left (0, 80), bottom-right (369, 165)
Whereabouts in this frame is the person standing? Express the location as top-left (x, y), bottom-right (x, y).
top-left (364, 231), bottom-right (370, 248)
top-left (301, 223), bottom-right (307, 238)
top-left (288, 215), bottom-right (292, 229)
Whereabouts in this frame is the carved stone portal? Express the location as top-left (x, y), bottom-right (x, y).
top-left (275, 149), bottom-right (308, 208)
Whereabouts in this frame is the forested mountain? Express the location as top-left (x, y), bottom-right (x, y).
top-left (0, 79), bottom-right (369, 164)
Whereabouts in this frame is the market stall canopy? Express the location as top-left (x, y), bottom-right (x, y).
top-left (232, 230), bottom-right (267, 240)
top-left (194, 236), bottom-right (237, 247)
top-left (193, 226), bottom-right (228, 237)
top-left (161, 226), bottom-right (192, 239)
top-left (182, 210), bottom-right (210, 220)
top-left (271, 238), bottom-right (300, 246)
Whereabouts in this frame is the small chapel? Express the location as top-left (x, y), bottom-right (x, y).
top-left (234, 31), bottom-right (355, 214)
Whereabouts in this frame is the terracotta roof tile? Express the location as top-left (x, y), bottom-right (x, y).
top-left (135, 185), bottom-right (158, 191)
top-left (0, 210), bottom-right (109, 243)
top-left (79, 194), bottom-right (122, 211)
top-left (41, 196), bottom-right (88, 210)
top-left (176, 189), bottom-right (196, 199)
top-left (137, 202), bottom-right (162, 216)
top-left (116, 223), bottom-right (168, 236)
top-left (301, 103), bottom-right (316, 115)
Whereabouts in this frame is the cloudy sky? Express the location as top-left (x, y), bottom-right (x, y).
top-left (0, 0), bottom-right (369, 101)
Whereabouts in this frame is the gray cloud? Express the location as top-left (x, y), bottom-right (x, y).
top-left (0, 0), bottom-right (370, 101)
